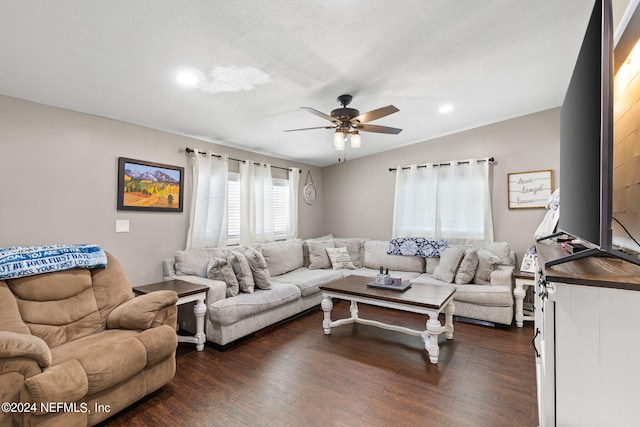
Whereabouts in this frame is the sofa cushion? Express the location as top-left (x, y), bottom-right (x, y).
top-left (8, 269), bottom-right (103, 348)
top-left (308, 240), bottom-right (335, 269)
top-left (449, 283), bottom-right (513, 306)
top-left (237, 247), bottom-right (271, 290)
top-left (174, 248), bottom-right (228, 278)
top-left (326, 247), bottom-right (356, 270)
top-left (410, 273), bottom-right (456, 287)
top-left (91, 252), bottom-right (136, 326)
top-left (261, 239), bottom-right (304, 276)
top-left (333, 238), bottom-right (366, 268)
top-left (228, 250), bottom-right (255, 293)
top-left (475, 249), bottom-right (501, 285)
top-left (273, 267), bottom-right (343, 297)
top-left (432, 246), bottom-right (466, 283)
top-left (49, 328), bottom-right (166, 395)
top-left (209, 282), bottom-right (300, 325)
top-left (363, 240), bottom-right (425, 273)
top-left (409, 276), bottom-right (512, 306)
top-left (454, 248), bottom-right (479, 285)
top-left (207, 258), bottom-right (239, 297)
top-left (348, 268), bottom-right (421, 281)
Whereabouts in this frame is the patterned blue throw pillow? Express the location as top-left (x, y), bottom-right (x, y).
top-left (388, 237), bottom-right (447, 258)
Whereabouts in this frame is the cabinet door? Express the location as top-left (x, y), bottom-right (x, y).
top-left (553, 283), bottom-right (640, 426)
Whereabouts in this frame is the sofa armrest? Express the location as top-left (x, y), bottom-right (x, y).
top-left (490, 265), bottom-right (514, 287)
top-left (107, 290), bottom-right (178, 330)
top-left (0, 331), bottom-right (51, 368)
top-left (24, 359), bottom-right (88, 405)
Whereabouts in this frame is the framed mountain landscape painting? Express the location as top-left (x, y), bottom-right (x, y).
top-left (117, 157), bottom-right (184, 212)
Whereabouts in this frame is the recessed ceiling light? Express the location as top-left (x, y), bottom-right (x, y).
top-left (438, 104), bottom-right (454, 114)
top-left (175, 69), bottom-right (201, 87)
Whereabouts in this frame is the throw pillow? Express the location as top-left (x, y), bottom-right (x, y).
top-left (454, 248), bottom-right (479, 284)
top-left (474, 249), bottom-right (501, 285)
top-left (302, 234), bottom-right (334, 267)
top-left (472, 242), bottom-right (513, 266)
top-left (308, 240), bottom-right (335, 269)
top-left (207, 258), bottom-right (240, 297)
top-left (432, 246), bottom-right (466, 283)
top-left (325, 247), bottom-right (356, 270)
top-left (174, 247), bottom-right (228, 278)
top-left (387, 237), bottom-right (447, 258)
top-left (238, 247), bottom-right (272, 290)
top-left (333, 238), bottom-right (366, 268)
top-left (227, 250), bottom-right (255, 293)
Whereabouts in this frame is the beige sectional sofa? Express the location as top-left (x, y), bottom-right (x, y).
top-left (163, 236), bottom-right (515, 347)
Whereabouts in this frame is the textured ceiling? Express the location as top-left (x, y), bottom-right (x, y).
top-left (0, 1), bottom-right (629, 166)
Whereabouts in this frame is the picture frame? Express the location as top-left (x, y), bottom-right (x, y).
top-left (520, 253), bottom-right (537, 273)
top-left (117, 157), bottom-right (184, 212)
top-left (508, 169), bottom-right (553, 209)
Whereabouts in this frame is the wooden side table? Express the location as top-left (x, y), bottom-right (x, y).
top-left (133, 279), bottom-right (208, 351)
top-left (513, 270), bottom-right (535, 327)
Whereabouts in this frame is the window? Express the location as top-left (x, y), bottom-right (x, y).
top-left (226, 172), bottom-right (290, 245)
top-left (392, 159), bottom-right (494, 242)
top-left (227, 173), bottom-right (241, 245)
top-left (272, 177), bottom-right (290, 241)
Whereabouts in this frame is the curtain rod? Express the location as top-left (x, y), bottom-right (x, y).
top-left (388, 157), bottom-right (495, 172)
top-left (185, 148), bottom-right (301, 173)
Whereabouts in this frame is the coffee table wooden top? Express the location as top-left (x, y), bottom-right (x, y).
top-left (320, 275), bottom-right (455, 310)
top-left (133, 279), bottom-right (208, 298)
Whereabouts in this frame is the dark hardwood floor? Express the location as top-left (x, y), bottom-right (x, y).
top-left (100, 302), bottom-right (538, 426)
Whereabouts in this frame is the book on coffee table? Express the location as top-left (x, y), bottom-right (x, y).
top-left (366, 281), bottom-right (412, 292)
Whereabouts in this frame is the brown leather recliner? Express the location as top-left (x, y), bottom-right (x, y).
top-left (0, 252), bottom-right (178, 426)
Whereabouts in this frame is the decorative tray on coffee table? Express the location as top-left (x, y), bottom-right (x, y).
top-left (366, 281), bottom-right (412, 292)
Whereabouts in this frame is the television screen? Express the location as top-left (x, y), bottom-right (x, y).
top-left (549, 0), bottom-right (640, 267)
top-left (558, 0), bottom-right (613, 250)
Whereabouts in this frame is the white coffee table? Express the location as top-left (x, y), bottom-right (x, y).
top-left (319, 275), bottom-right (455, 364)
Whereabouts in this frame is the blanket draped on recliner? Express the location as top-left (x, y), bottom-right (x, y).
top-left (0, 244), bottom-right (107, 280)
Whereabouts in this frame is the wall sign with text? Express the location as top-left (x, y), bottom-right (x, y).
top-left (508, 170), bottom-right (553, 209)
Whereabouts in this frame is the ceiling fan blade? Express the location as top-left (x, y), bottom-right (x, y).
top-left (301, 107), bottom-right (341, 124)
top-left (284, 125), bottom-right (336, 132)
top-left (355, 123), bottom-right (403, 134)
top-left (351, 105), bottom-right (399, 124)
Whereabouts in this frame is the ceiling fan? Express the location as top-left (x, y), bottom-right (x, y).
top-left (285, 94), bottom-right (402, 150)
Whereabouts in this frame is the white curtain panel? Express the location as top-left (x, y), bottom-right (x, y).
top-left (240, 161), bottom-right (275, 244)
top-left (392, 164), bottom-right (438, 238)
top-left (392, 158), bottom-right (494, 243)
top-left (287, 167), bottom-right (300, 240)
top-left (186, 150), bottom-right (229, 249)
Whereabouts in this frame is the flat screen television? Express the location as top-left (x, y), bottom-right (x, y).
top-left (543, 0), bottom-right (640, 267)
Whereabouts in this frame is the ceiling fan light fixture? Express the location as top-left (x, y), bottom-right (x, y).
top-left (350, 131), bottom-right (361, 148)
top-left (334, 130), bottom-right (346, 150)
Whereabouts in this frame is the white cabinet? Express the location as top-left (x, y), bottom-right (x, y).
top-left (550, 283), bottom-right (640, 426)
top-left (535, 242), bottom-right (640, 427)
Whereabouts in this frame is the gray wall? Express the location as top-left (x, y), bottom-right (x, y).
top-left (322, 108), bottom-right (562, 261)
top-left (0, 96), bottom-right (325, 285)
top-left (0, 95), bottom-right (560, 284)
